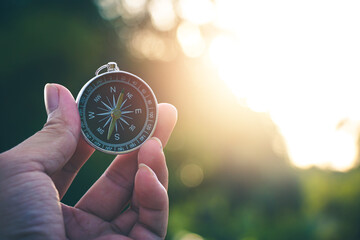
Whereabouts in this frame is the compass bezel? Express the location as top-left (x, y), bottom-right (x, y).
top-left (76, 70), bottom-right (158, 155)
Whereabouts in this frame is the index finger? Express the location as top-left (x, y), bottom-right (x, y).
top-left (51, 132), bottom-right (95, 199)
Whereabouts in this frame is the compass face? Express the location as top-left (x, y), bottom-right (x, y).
top-left (77, 71), bottom-right (158, 154)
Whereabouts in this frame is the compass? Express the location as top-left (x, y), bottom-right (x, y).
top-left (76, 62), bottom-right (158, 154)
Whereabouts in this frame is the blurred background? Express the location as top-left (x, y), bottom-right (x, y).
top-left (1, 0), bottom-right (360, 239)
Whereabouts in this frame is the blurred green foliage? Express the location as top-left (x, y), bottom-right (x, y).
top-left (1, 1), bottom-right (360, 239)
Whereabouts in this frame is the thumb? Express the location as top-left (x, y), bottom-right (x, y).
top-left (6, 84), bottom-right (80, 175)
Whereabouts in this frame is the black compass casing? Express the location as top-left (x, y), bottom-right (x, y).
top-left (76, 70), bottom-right (158, 154)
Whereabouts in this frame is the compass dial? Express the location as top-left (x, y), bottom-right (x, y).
top-left (77, 71), bottom-right (158, 154)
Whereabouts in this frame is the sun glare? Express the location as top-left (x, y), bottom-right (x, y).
top-left (97, 0), bottom-right (360, 171)
top-left (148, 0), bottom-right (176, 31)
top-left (208, 0), bottom-right (360, 171)
top-left (177, 21), bottom-right (205, 58)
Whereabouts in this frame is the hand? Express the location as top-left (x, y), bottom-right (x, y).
top-left (0, 84), bottom-right (177, 240)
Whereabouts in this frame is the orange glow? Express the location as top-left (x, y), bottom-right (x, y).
top-left (97, 0), bottom-right (360, 171)
top-left (177, 22), bottom-right (205, 58)
top-left (207, 0), bottom-right (360, 171)
top-left (148, 0), bottom-right (177, 31)
top-left (177, 0), bottom-right (215, 25)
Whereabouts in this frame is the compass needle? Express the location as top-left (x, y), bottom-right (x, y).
top-left (115, 89), bottom-right (125, 110)
top-left (106, 89), bottom-right (124, 140)
top-left (107, 118), bottom-right (116, 140)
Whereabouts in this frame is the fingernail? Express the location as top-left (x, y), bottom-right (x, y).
top-left (151, 137), bottom-right (163, 150)
top-left (139, 163), bottom-right (157, 177)
top-left (44, 84), bottom-right (59, 115)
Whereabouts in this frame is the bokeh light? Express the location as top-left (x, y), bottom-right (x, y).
top-left (178, 233), bottom-right (204, 240)
top-left (177, 0), bottom-right (214, 25)
top-left (177, 21), bottom-right (205, 58)
top-left (148, 0), bottom-right (177, 31)
top-left (208, 0), bottom-right (360, 172)
top-left (180, 163), bottom-right (204, 188)
top-left (122, 0), bottom-right (147, 15)
top-left (97, 0), bottom-right (360, 172)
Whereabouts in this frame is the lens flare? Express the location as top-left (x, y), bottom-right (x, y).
top-left (180, 163), bottom-right (204, 187)
top-left (209, 0), bottom-right (360, 171)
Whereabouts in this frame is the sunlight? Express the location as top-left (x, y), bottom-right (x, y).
top-left (209, 35), bottom-right (273, 112)
top-left (208, 0), bottom-right (360, 171)
top-left (98, 0), bottom-right (360, 171)
top-left (177, 0), bottom-right (215, 25)
top-left (148, 0), bottom-right (176, 31)
top-left (122, 0), bottom-right (147, 15)
top-left (177, 21), bottom-right (205, 58)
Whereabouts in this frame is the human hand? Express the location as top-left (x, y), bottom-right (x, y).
top-left (0, 84), bottom-right (177, 240)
